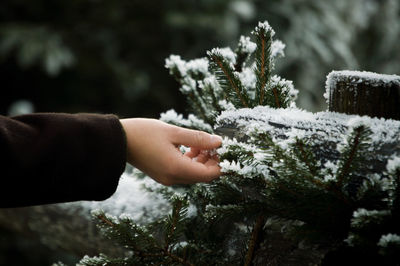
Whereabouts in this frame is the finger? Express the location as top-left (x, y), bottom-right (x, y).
top-left (194, 153), bottom-right (208, 164)
top-left (173, 128), bottom-right (222, 150)
top-left (205, 157), bottom-right (219, 167)
top-left (184, 147), bottom-right (200, 159)
top-left (191, 147), bottom-right (200, 154)
top-left (211, 153), bottom-right (220, 162)
top-left (173, 154), bottom-right (221, 183)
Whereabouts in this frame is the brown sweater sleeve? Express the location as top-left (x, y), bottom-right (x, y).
top-left (0, 113), bottom-right (127, 208)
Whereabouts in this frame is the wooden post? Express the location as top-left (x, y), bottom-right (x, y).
top-left (326, 70), bottom-right (400, 120)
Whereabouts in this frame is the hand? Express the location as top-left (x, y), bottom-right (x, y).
top-left (120, 118), bottom-right (222, 186)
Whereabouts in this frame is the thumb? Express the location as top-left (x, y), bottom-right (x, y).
top-left (173, 128), bottom-right (222, 149)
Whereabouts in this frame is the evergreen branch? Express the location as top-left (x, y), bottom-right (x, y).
top-left (188, 91), bottom-right (213, 125)
top-left (165, 200), bottom-right (182, 251)
top-left (295, 139), bottom-right (318, 176)
top-left (208, 50), bottom-right (249, 108)
top-left (253, 23), bottom-right (273, 106)
top-left (259, 37), bottom-right (267, 104)
top-left (203, 79), bottom-right (222, 114)
top-left (271, 86), bottom-right (280, 108)
top-left (214, 56), bottom-right (248, 107)
top-left (336, 126), bottom-right (367, 189)
top-left (244, 215), bottom-right (265, 266)
top-left (210, 88), bottom-right (222, 113)
top-left (293, 139), bottom-right (326, 189)
top-left (337, 136), bottom-right (359, 188)
top-left (97, 214), bottom-right (116, 228)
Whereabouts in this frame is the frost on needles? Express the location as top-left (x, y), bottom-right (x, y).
top-left (70, 21), bottom-right (400, 266)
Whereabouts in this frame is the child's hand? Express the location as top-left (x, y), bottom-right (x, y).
top-left (120, 118), bottom-right (222, 185)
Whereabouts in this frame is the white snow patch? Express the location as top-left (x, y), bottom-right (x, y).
top-left (208, 47), bottom-right (237, 66)
top-left (387, 156), bottom-right (400, 173)
top-left (160, 109), bottom-right (213, 133)
top-left (347, 116), bottom-right (371, 129)
top-left (252, 21), bottom-right (275, 36)
top-left (237, 67), bottom-right (256, 90)
top-left (238, 35), bottom-right (257, 54)
top-left (60, 173), bottom-right (168, 223)
top-left (165, 55), bottom-right (187, 76)
top-left (378, 233), bottom-right (400, 248)
top-left (271, 40), bottom-right (286, 58)
top-left (217, 106), bottom-right (400, 150)
top-left (165, 55), bottom-right (210, 77)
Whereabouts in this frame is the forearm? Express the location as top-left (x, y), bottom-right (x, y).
top-left (0, 113), bottom-right (126, 208)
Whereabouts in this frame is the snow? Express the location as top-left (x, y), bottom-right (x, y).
top-left (271, 40), bottom-right (286, 58)
top-left (165, 55), bottom-right (187, 76)
top-left (252, 21), bottom-right (275, 37)
top-left (187, 204), bottom-right (198, 218)
top-left (346, 116), bottom-right (372, 129)
top-left (276, 128), bottom-right (306, 150)
top-left (217, 106), bottom-right (400, 148)
top-left (201, 76), bottom-right (221, 93)
top-left (180, 77), bottom-right (196, 93)
top-left (165, 55), bottom-right (210, 77)
top-left (237, 67), bottom-right (256, 90)
top-left (322, 161), bottom-right (339, 182)
top-left (220, 160), bottom-right (242, 173)
top-left (387, 156), bottom-right (400, 173)
top-left (60, 173), bottom-right (169, 224)
top-left (352, 208), bottom-right (390, 219)
top-left (238, 35), bottom-right (257, 54)
top-left (270, 75), bottom-right (298, 101)
top-left (208, 47), bottom-right (237, 66)
top-left (186, 58), bottom-right (209, 75)
top-left (160, 109), bottom-right (213, 133)
top-left (328, 70), bottom-right (400, 86)
top-left (218, 137), bottom-right (271, 179)
top-left (350, 208), bottom-right (391, 228)
top-left (218, 100), bottom-right (236, 112)
top-left (378, 233), bottom-right (400, 248)
top-left (216, 106), bottom-right (400, 177)
top-left (160, 109), bottom-right (187, 125)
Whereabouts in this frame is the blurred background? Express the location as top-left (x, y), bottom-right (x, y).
top-left (1, 0), bottom-right (399, 265)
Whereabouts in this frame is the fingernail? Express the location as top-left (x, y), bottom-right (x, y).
top-left (210, 135), bottom-right (222, 145)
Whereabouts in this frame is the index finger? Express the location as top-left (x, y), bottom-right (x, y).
top-left (173, 152), bottom-right (221, 183)
top-left (173, 127), bottom-right (222, 150)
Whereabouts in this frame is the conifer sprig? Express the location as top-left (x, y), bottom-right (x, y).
top-left (252, 21), bottom-right (274, 106)
top-left (335, 123), bottom-right (372, 194)
top-left (164, 196), bottom-right (189, 250)
top-left (83, 200), bottom-right (196, 266)
top-left (207, 48), bottom-right (250, 108)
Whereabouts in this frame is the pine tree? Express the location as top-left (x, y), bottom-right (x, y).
top-left (67, 21), bottom-right (400, 266)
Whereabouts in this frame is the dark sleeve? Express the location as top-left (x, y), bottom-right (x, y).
top-left (0, 113), bottom-right (127, 208)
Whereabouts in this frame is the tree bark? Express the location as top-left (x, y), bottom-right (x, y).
top-left (326, 70), bottom-right (400, 120)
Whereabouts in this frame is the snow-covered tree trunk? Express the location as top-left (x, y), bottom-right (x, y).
top-left (326, 70), bottom-right (400, 120)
